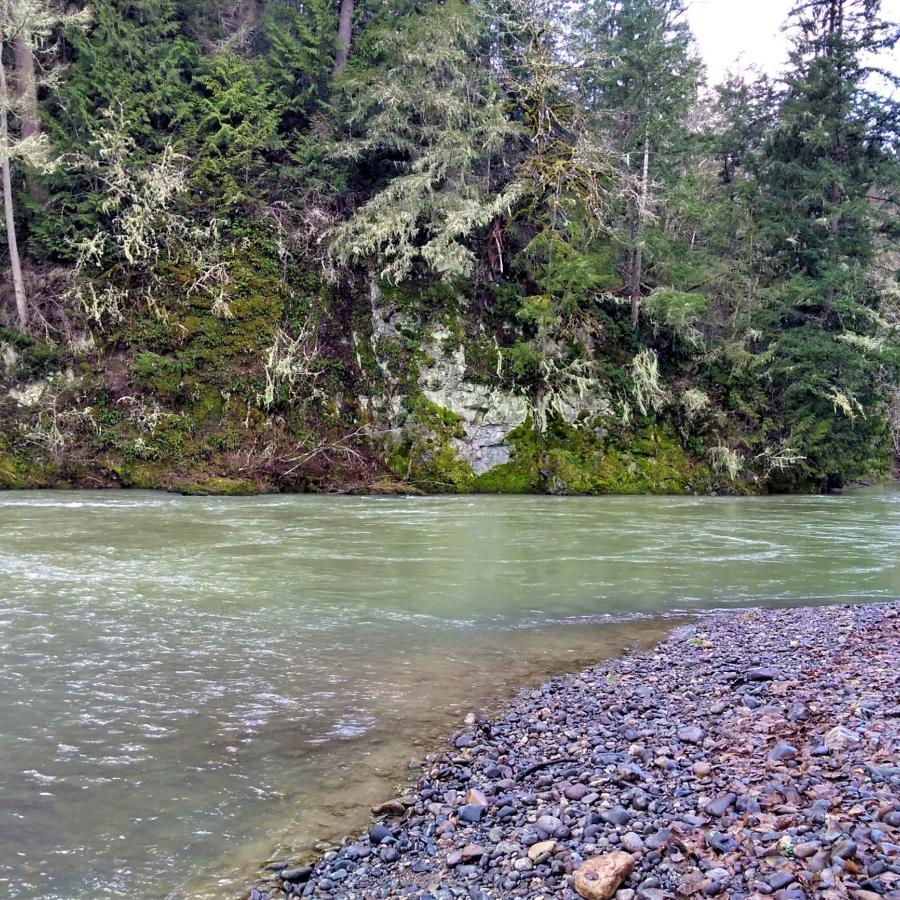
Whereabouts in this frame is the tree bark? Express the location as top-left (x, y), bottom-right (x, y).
top-left (629, 127), bottom-right (650, 328)
top-left (333, 0), bottom-right (354, 76)
top-left (0, 54), bottom-right (28, 330)
top-left (14, 31), bottom-right (39, 140)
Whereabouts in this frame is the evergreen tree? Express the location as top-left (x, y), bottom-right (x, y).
top-left (1, 0), bottom-right (90, 327)
top-left (329, 0), bottom-right (522, 282)
top-left (574, 0), bottom-right (700, 326)
top-left (32, 0), bottom-right (198, 259)
top-left (753, 0), bottom-right (900, 487)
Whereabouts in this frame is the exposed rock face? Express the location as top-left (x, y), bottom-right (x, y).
top-left (418, 327), bottom-right (528, 475)
top-left (417, 326), bottom-right (618, 476)
top-left (8, 380), bottom-right (47, 407)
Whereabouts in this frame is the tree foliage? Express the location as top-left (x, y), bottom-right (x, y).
top-left (0, 0), bottom-right (898, 492)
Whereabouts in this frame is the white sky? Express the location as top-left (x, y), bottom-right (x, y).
top-left (686, 0), bottom-right (900, 85)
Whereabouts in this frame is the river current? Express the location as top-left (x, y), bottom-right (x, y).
top-left (1, 490), bottom-right (898, 898)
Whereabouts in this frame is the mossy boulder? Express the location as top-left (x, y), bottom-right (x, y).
top-left (172, 476), bottom-right (261, 496)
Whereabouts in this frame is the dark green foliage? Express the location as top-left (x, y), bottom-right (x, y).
top-left (749, 0), bottom-right (900, 488)
top-left (1, 0), bottom-right (898, 494)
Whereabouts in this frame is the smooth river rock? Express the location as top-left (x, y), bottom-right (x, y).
top-left (573, 852), bottom-right (635, 900)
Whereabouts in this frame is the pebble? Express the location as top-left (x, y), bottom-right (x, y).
top-left (621, 832), bottom-right (644, 853)
top-left (678, 725), bottom-right (705, 745)
top-left (458, 804), bottom-right (483, 824)
top-left (705, 793), bottom-right (737, 817)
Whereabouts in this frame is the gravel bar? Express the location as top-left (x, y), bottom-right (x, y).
top-left (251, 602), bottom-right (900, 900)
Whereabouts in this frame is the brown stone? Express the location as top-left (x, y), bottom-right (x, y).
top-left (460, 842), bottom-right (485, 862)
top-left (528, 839), bottom-right (557, 862)
top-left (371, 799), bottom-right (406, 817)
top-left (573, 852), bottom-right (635, 900)
top-left (465, 788), bottom-right (488, 807)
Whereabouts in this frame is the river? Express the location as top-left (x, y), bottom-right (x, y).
top-left (1, 490), bottom-right (898, 898)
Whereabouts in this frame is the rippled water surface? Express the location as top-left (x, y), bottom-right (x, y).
top-left (1, 490), bottom-right (898, 898)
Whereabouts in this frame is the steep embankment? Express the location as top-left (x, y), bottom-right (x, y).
top-left (0, 258), bottom-right (726, 496)
top-left (251, 602), bottom-right (900, 899)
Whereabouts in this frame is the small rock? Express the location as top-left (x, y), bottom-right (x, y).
top-left (458, 804), bottom-right (484, 824)
top-left (537, 814), bottom-right (563, 834)
top-left (565, 783), bottom-right (590, 801)
top-left (747, 667), bottom-right (780, 681)
top-left (573, 852), bottom-right (635, 900)
top-left (705, 793), bottom-right (737, 817)
top-left (601, 806), bottom-right (633, 826)
top-left (460, 843), bottom-right (485, 862)
top-left (768, 742), bottom-right (798, 762)
top-left (621, 832), bottom-right (644, 853)
top-left (368, 824), bottom-right (393, 845)
top-left (371, 799), bottom-right (406, 817)
top-left (279, 866), bottom-right (312, 882)
top-left (678, 726), bottom-right (705, 745)
top-left (528, 839), bottom-right (557, 862)
top-left (465, 788), bottom-right (488, 807)
top-left (831, 839), bottom-right (857, 860)
top-left (823, 726), bottom-right (861, 751)
top-left (706, 831), bottom-right (739, 854)
top-left (692, 761), bottom-right (712, 777)
top-left (645, 828), bottom-right (673, 850)
top-left (768, 872), bottom-right (796, 890)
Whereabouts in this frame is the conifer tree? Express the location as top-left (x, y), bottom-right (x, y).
top-left (754, 0), bottom-right (900, 487)
top-left (1, 0), bottom-right (89, 329)
top-left (574, 0), bottom-right (700, 327)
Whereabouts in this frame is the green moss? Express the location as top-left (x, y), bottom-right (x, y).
top-left (0, 328), bottom-right (69, 380)
top-left (109, 461), bottom-right (167, 489)
top-left (0, 455), bottom-right (27, 488)
top-left (471, 418), bottom-right (715, 495)
top-left (173, 476), bottom-right (259, 496)
top-left (387, 398), bottom-right (476, 492)
top-left (472, 459), bottom-right (538, 493)
top-left (0, 454), bottom-right (61, 489)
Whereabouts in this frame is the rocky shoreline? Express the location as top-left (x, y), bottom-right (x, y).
top-left (250, 602), bottom-right (900, 900)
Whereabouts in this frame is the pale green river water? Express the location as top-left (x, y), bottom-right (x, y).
top-left (0, 490), bottom-right (898, 899)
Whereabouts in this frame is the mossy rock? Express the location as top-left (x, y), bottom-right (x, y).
top-left (110, 461), bottom-right (169, 490)
top-left (472, 460), bottom-right (539, 493)
top-left (172, 476), bottom-right (260, 496)
top-left (0, 454), bottom-right (62, 489)
top-left (470, 418), bottom-right (716, 496)
top-left (0, 455), bottom-right (28, 489)
top-left (387, 398), bottom-right (476, 493)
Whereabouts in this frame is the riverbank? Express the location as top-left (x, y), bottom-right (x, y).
top-left (251, 601), bottom-right (900, 900)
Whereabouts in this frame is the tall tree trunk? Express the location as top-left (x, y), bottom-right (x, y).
top-left (629, 127), bottom-right (650, 328)
top-left (825, 0), bottom-right (844, 305)
top-left (333, 0), bottom-right (354, 76)
top-left (14, 30), bottom-right (44, 205)
top-left (0, 54), bottom-right (28, 330)
top-left (14, 32), bottom-right (38, 140)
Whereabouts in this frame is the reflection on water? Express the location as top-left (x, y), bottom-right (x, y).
top-left (0, 490), bottom-right (897, 899)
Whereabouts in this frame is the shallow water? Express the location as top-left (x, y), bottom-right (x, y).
top-left (0, 490), bottom-right (898, 899)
